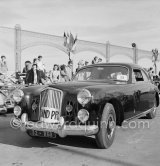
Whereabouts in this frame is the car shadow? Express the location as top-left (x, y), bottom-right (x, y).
top-left (0, 115), bottom-right (143, 166)
top-left (0, 124), bottom-right (97, 149)
top-left (0, 127), bottom-right (142, 166)
top-left (0, 113), bottom-right (97, 149)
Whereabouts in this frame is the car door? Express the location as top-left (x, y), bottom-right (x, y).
top-left (121, 68), bottom-right (138, 120)
top-left (133, 68), bottom-right (153, 114)
top-left (122, 83), bottom-right (138, 119)
top-left (141, 69), bottom-right (156, 109)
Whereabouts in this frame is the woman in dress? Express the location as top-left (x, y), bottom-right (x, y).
top-left (50, 64), bottom-right (60, 83)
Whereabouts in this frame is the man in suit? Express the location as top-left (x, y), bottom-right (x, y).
top-left (27, 64), bottom-right (45, 85)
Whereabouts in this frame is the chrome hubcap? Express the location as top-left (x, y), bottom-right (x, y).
top-left (106, 114), bottom-right (115, 140)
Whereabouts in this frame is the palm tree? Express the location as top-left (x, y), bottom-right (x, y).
top-left (152, 49), bottom-right (159, 75)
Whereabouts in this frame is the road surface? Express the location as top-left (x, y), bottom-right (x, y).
top-left (0, 109), bottom-right (160, 166)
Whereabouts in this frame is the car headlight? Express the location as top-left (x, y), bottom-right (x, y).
top-left (12, 89), bottom-right (24, 103)
top-left (77, 109), bottom-right (89, 123)
top-left (66, 104), bottom-right (73, 112)
top-left (77, 89), bottom-right (92, 106)
top-left (14, 106), bottom-right (22, 116)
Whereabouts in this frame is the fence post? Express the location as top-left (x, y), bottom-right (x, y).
top-left (15, 24), bottom-right (21, 73)
top-left (106, 41), bottom-right (110, 63)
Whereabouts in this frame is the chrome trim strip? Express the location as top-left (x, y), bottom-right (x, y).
top-left (124, 106), bottom-right (156, 122)
top-left (25, 123), bottom-right (98, 137)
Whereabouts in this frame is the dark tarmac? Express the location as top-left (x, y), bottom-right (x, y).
top-left (0, 109), bottom-right (160, 166)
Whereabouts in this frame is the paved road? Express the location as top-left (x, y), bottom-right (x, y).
top-left (0, 109), bottom-right (160, 166)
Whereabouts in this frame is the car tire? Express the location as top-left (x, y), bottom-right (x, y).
top-left (146, 98), bottom-right (157, 119)
top-left (95, 103), bottom-right (116, 149)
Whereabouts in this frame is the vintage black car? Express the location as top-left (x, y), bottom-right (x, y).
top-left (12, 63), bottom-right (159, 149)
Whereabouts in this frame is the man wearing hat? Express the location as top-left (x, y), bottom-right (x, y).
top-left (76, 60), bottom-right (84, 73)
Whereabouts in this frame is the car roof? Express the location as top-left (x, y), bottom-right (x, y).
top-left (81, 62), bottom-right (142, 69)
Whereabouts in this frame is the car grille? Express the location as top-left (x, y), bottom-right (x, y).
top-left (39, 88), bottom-right (63, 113)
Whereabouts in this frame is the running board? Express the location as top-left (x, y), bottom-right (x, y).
top-left (123, 107), bottom-right (155, 123)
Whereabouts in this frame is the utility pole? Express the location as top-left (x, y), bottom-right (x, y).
top-left (15, 24), bottom-right (21, 73)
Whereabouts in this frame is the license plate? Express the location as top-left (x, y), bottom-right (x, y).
top-left (40, 107), bottom-right (60, 123)
top-left (32, 130), bottom-right (56, 138)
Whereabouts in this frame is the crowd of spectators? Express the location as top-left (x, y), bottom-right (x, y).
top-left (1, 54), bottom-right (160, 86)
top-left (20, 55), bottom-right (103, 85)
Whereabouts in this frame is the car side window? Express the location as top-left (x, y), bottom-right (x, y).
top-left (133, 69), bottom-right (144, 82)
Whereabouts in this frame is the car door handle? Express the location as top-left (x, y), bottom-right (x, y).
top-left (134, 90), bottom-right (141, 102)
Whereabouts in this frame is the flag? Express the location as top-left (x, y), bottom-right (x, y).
top-left (63, 32), bottom-right (66, 38)
top-left (72, 34), bottom-right (77, 52)
top-left (74, 35), bottom-right (77, 44)
top-left (63, 32), bottom-right (67, 47)
top-left (69, 33), bottom-right (75, 48)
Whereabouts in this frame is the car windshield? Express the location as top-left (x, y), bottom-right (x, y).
top-left (73, 65), bottom-right (129, 82)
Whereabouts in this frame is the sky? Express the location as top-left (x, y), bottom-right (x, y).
top-left (0, 0), bottom-right (160, 72)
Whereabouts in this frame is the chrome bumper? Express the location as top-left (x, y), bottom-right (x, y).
top-left (0, 106), bottom-right (7, 113)
top-left (19, 113), bottom-right (99, 137)
top-left (5, 100), bottom-right (14, 109)
top-left (6, 104), bottom-right (14, 109)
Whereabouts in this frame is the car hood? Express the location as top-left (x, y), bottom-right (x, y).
top-left (22, 80), bottom-right (126, 96)
top-left (22, 85), bottom-right (48, 96)
top-left (49, 80), bottom-right (126, 94)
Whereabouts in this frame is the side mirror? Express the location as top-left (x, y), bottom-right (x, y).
top-left (116, 75), bottom-right (128, 81)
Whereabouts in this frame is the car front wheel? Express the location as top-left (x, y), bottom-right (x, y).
top-left (95, 103), bottom-right (116, 149)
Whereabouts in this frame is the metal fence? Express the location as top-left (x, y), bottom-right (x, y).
top-left (0, 25), bottom-right (157, 72)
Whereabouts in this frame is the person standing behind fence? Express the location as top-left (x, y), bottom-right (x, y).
top-left (0, 55), bottom-right (8, 74)
top-left (22, 61), bottom-right (28, 73)
top-left (33, 58), bottom-right (38, 65)
top-left (50, 64), bottom-right (60, 83)
top-left (85, 61), bottom-right (89, 66)
top-left (37, 55), bottom-right (46, 82)
top-left (76, 60), bottom-right (84, 73)
top-left (148, 67), bottom-right (154, 80)
top-left (25, 62), bottom-right (32, 84)
top-left (98, 58), bottom-right (102, 63)
top-left (22, 61), bottom-right (32, 73)
top-left (92, 56), bottom-right (99, 64)
top-left (66, 60), bottom-right (73, 80)
top-left (60, 65), bottom-right (69, 82)
top-left (27, 64), bottom-right (43, 85)
top-left (37, 55), bottom-right (45, 72)
top-left (22, 61), bottom-right (32, 84)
